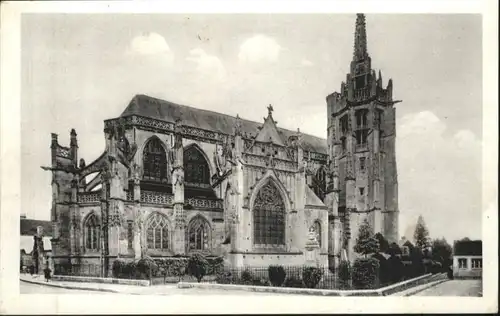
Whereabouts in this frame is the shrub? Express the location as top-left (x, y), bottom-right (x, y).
top-left (283, 274), bottom-right (303, 288)
top-left (153, 257), bottom-right (189, 279)
top-left (215, 271), bottom-right (233, 284)
top-left (410, 248), bottom-right (425, 277)
top-left (302, 266), bottom-right (324, 289)
top-left (387, 255), bottom-right (404, 283)
top-left (373, 254), bottom-right (391, 285)
top-left (186, 253), bottom-right (209, 283)
top-left (352, 257), bottom-right (380, 289)
top-left (252, 277), bottom-right (269, 286)
top-left (208, 256), bottom-right (225, 275)
top-left (268, 265), bottom-right (287, 287)
top-left (171, 258), bottom-right (187, 282)
top-left (338, 260), bottom-right (352, 288)
top-left (328, 265), bottom-right (335, 274)
top-left (387, 242), bottom-right (403, 257)
top-left (122, 260), bottom-right (138, 279)
top-left (241, 269), bottom-right (254, 285)
top-left (137, 256), bottom-right (158, 280)
top-left (423, 258), bottom-right (433, 274)
top-left (431, 261), bottom-right (442, 274)
top-left (112, 259), bottom-right (126, 278)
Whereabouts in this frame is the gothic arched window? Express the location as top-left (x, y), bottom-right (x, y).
top-left (146, 213), bottom-right (170, 250)
top-left (313, 167), bottom-right (327, 202)
top-left (313, 221), bottom-right (322, 247)
top-left (143, 138), bottom-right (168, 182)
top-left (85, 213), bottom-right (100, 251)
top-left (187, 216), bottom-right (210, 251)
top-left (184, 146), bottom-right (210, 185)
top-left (253, 181), bottom-right (286, 246)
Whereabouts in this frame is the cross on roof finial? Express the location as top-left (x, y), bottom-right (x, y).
top-left (267, 104), bottom-right (274, 116)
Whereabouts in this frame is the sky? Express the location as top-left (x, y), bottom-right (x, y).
top-left (21, 13), bottom-right (483, 243)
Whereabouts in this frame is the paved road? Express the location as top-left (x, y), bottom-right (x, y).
top-left (20, 280), bottom-right (293, 296)
top-left (415, 279), bottom-right (482, 296)
top-left (20, 281), bottom-right (113, 294)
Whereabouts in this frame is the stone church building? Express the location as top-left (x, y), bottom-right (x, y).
top-left (44, 14), bottom-right (399, 276)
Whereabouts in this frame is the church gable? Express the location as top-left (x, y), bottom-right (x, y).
top-left (254, 105), bottom-right (285, 146)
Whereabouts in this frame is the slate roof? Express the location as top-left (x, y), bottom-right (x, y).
top-left (121, 94), bottom-right (328, 154)
top-left (20, 219), bottom-right (53, 236)
top-left (453, 240), bottom-right (482, 256)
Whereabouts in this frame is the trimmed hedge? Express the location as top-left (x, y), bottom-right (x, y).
top-left (352, 257), bottom-right (380, 289)
top-left (112, 258), bottom-right (126, 278)
top-left (207, 256), bottom-right (225, 275)
top-left (283, 274), bottom-right (304, 288)
top-left (268, 265), bottom-right (286, 287)
top-left (338, 260), bottom-right (352, 289)
top-left (386, 255), bottom-right (404, 283)
top-left (240, 269), bottom-right (268, 286)
top-left (215, 271), bottom-right (234, 284)
top-left (302, 266), bottom-right (324, 289)
top-left (136, 256), bottom-right (159, 279)
top-left (187, 253), bottom-right (209, 282)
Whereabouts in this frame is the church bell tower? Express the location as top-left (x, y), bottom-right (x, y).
top-left (325, 13), bottom-right (400, 265)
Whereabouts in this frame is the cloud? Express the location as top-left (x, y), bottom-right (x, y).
top-left (127, 32), bottom-right (174, 66)
top-left (399, 110), bottom-right (445, 138)
top-left (186, 48), bottom-right (226, 82)
top-left (238, 34), bottom-right (282, 63)
top-left (301, 59), bottom-right (314, 67)
top-left (453, 129), bottom-right (481, 151)
top-left (397, 111), bottom-right (482, 242)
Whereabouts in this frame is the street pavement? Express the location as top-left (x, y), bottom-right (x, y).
top-left (414, 279), bottom-right (482, 296)
top-left (20, 281), bottom-right (114, 294)
top-left (19, 277), bottom-right (292, 296)
top-left (21, 274), bottom-right (481, 297)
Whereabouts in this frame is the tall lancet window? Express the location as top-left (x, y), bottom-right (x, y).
top-left (146, 213), bottom-right (170, 250)
top-left (253, 181), bottom-right (286, 246)
top-left (313, 167), bottom-right (327, 202)
top-left (85, 213), bottom-right (100, 251)
top-left (187, 216), bottom-right (211, 251)
top-left (355, 109), bottom-right (369, 148)
top-left (184, 146), bottom-right (210, 185)
top-left (143, 137), bottom-right (168, 182)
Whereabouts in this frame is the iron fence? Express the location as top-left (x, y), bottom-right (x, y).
top-left (211, 265), bottom-right (354, 290)
top-left (52, 259), bottom-right (443, 290)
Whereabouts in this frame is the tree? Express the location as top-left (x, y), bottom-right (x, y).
top-left (413, 215), bottom-right (430, 250)
top-left (431, 238), bottom-right (453, 266)
top-left (387, 242), bottom-right (403, 257)
top-left (374, 232), bottom-right (390, 253)
top-left (354, 218), bottom-right (380, 257)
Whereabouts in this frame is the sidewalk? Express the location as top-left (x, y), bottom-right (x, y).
top-left (20, 274), bottom-right (179, 295)
top-left (21, 273), bottom-right (449, 296)
top-left (390, 279), bottom-right (449, 296)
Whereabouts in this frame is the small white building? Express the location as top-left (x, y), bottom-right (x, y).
top-left (452, 240), bottom-right (482, 279)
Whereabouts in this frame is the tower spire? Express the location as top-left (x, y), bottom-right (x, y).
top-left (353, 13), bottom-right (369, 61)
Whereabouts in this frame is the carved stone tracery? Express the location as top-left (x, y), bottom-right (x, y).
top-left (253, 181), bottom-right (286, 246)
